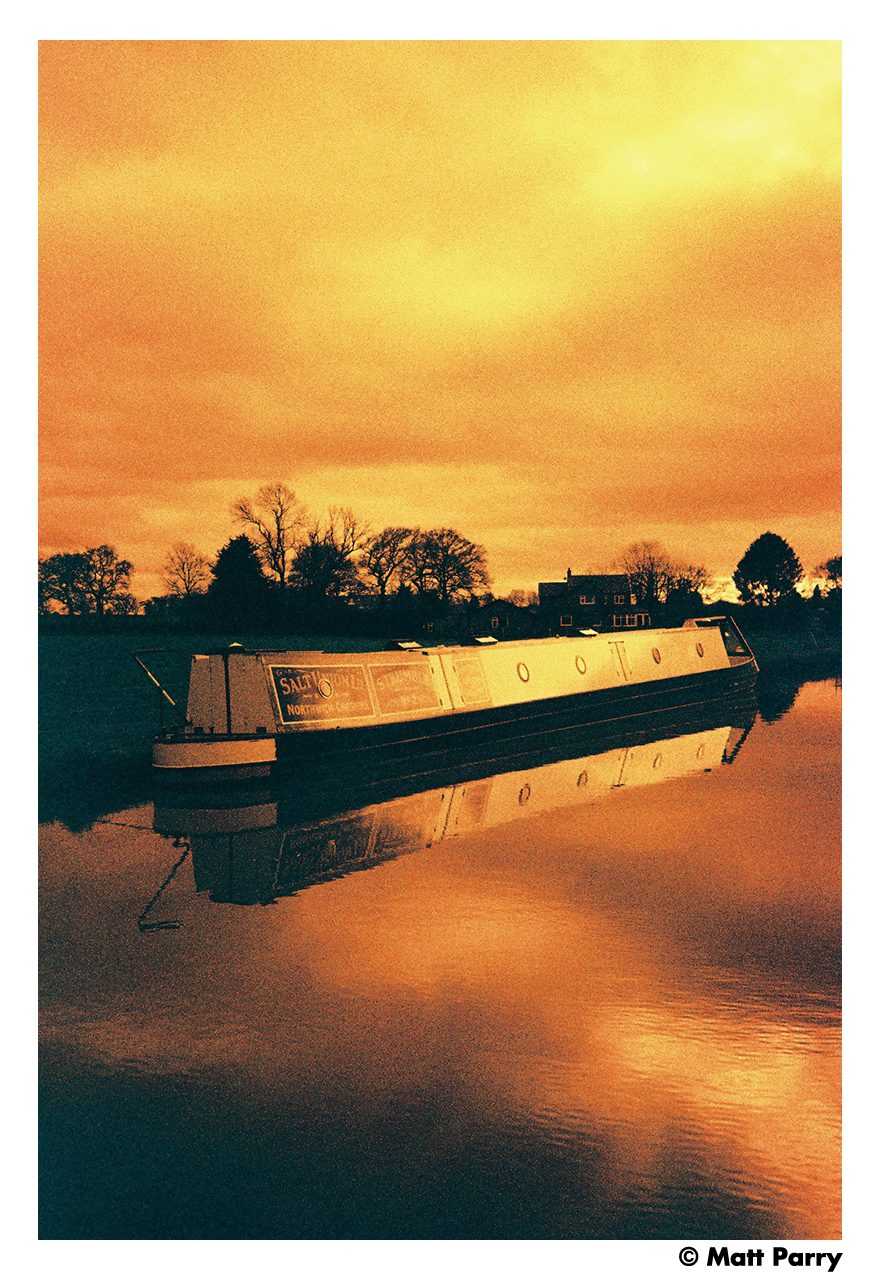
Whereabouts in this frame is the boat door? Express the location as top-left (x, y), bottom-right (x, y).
top-left (608, 640), bottom-right (632, 682)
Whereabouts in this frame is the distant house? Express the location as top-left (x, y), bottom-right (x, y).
top-left (465, 597), bottom-right (542, 641)
top-left (537, 569), bottom-right (652, 633)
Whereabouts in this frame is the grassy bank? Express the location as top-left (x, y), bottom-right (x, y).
top-left (747, 630), bottom-right (841, 674)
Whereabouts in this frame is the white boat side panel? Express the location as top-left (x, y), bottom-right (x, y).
top-left (180, 626), bottom-right (737, 736)
top-left (187, 655), bottom-right (226, 733)
top-left (476, 628), bottom-right (730, 708)
top-left (231, 654), bottom-right (275, 734)
top-left (427, 653), bottom-right (455, 712)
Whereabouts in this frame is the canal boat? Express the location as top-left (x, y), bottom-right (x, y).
top-left (145, 616), bottom-right (757, 780)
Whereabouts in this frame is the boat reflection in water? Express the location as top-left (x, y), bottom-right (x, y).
top-left (153, 698), bottom-right (756, 910)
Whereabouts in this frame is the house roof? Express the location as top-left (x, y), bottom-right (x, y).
top-left (538, 573), bottom-right (632, 599)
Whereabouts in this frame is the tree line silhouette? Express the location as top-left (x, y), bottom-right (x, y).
top-left (38, 481), bottom-right (841, 638)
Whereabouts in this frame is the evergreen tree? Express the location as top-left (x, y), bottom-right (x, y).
top-left (733, 532), bottom-right (803, 607)
top-left (207, 535), bottom-right (273, 627)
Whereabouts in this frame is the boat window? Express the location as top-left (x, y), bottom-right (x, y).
top-left (575, 655), bottom-right (587, 674)
top-left (517, 662), bottom-right (530, 683)
top-left (696, 642), bottom-right (705, 657)
top-left (652, 648), bottom-right (662, 664)
top-left (718, 619), bottom-right (749, 656)
top-left (693, 617), bottom-right (751, 657)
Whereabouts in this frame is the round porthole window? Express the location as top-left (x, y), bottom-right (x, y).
top-left (696, 642), bottom-right (705, 658)
top-left (518, 783), bottom-right (531, 805)
top-left (577, 770), bottom-right (589, 787)
top-left (696, 743), bottom-right (705, 760)
top-left (575, 655), bottom-right (587, 675)
top-left (317, 678), bottom-right (333, 698)
top-left (517, 662), bottom-right (530, 683)
top-left (652, 648), bottom-right (662, 664)
top-left (653, 753), bottom-right (663, 770)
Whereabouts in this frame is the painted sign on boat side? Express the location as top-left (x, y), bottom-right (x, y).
top-left (269, 659), bottom-right (443, 725)
top-left (269, 664), bottom-right (373, 723)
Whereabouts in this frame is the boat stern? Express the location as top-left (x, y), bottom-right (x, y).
top-left (152, 733), bottom-right (277, 779)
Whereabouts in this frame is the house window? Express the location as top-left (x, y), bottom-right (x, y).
top-left (612, 614), bottom-right (622, 627)
top-left (625, 614), bottom-right (637, 627)
top-left (614, 594), bottom-right (625, 604)
top-left (579, 594), bottom-right (595, 605)
top-left (630, 594), bottom-right (638, 605)
top-left (424, 621), bottom-right (433, 632)
top-left (491, 616), bottom-right (500, 630)
top-left (560, 614), bottom-right (573, 626)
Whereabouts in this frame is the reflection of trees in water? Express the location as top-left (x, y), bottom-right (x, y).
top-left (756, 677), bottom-right (801, 724)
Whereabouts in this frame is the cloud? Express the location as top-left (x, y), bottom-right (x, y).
top-left (39, 41), bottom-right (841, 597)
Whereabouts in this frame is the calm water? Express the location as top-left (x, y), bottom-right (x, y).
top-left (39, 666), bottom-right (841, 1239)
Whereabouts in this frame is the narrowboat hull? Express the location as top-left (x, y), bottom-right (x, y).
top-left (149, 619), bottom-right (758, 782)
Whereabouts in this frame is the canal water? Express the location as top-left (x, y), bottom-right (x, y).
top-left (39, 669), bottom-right (840, 1239)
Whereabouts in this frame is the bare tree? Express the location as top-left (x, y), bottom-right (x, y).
top-left (80, 545), bottom-right (135, 616)
top-left (289, 508), bottom-right (371, 600)
top-left (162, 542), bottom-right (210, 597)
top-left (401, 528), bottom-right (491, 603)
top-left (400, 528), bottom-right (436, 597)
top-left (505, 589), bottom-right (539, 608)
top-left (430, 528), bottom-right (491, 603)
top-left (39, 552), bottom-right (88, 615)
top-left (323, 506), bottom-right (372, 558)
top-left (668, 562), bottom-right (710, 596)
top-left (107, 592), bottom-right (139, 616)
top-left (362, 526), bottom-right (414, 599)
top-left (619, 541), bottom-right (707, 606)
top-left (39, 546), bottom-right (134, 616)
top-left (232, 482), bottom-right (308, 589)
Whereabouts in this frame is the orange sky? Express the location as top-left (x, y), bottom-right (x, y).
top-left (38, 40), bottom-right (841, 600)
